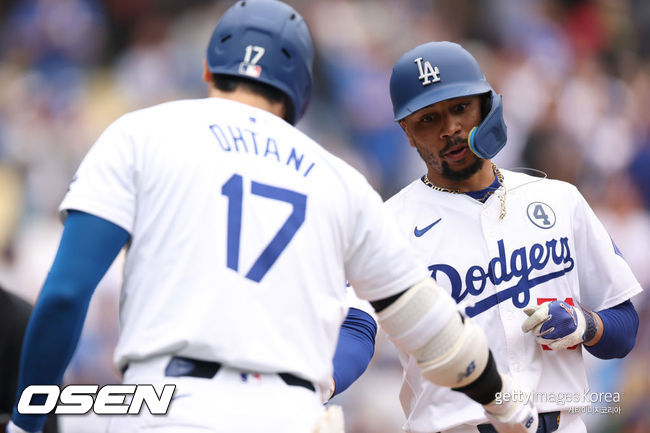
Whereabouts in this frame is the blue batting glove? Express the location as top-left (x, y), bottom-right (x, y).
top-left (521, 301), bottom-right (597, 350)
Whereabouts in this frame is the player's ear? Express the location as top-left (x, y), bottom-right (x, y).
top-left (202, 59), bottom-right (212, 84)
top-left (399, 120), bottom-right (416, 148)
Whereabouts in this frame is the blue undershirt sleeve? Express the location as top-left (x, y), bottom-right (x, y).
top-left (331, 307), bottom-right (377, 397)
top-left (585, 299), bottom-right (639, 359)
top-left (12, 211), bottom-right (130, 432)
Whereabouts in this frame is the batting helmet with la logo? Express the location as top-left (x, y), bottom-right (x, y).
top-left (389, 41), bottom-right (507, 159)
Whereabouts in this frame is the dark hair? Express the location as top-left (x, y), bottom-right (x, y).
top-left (212, 74), bottom-right (293, 122)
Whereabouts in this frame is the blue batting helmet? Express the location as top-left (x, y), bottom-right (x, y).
top-left (206, 0), bottom-right (314, 125)
top-left (389, 41), bottom-right (507, 159)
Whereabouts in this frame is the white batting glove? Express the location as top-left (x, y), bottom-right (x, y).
top-left (313, 405), bottom-right (345, 433)
top-left (6, 421), bottom-right (39, 433)
top-left (483, 374), bottom-right (538, 433)
top-left (522, 300), bottom-right (598, 350)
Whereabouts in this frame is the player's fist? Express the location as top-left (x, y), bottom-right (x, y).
top-left (483, 374), bottom-right (538, 433)
top-left (521, 301), bottom-right (597, 350)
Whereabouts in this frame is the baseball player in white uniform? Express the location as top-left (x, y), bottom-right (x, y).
top-left (9, 4), bottom-right (538, 433)
top-left (374, 41), bottom-right (643, 433)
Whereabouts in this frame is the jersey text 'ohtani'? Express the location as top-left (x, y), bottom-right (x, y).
top-left (210, 123), bottom-right (316, 177)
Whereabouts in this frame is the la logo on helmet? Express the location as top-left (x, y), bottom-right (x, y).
top-left (414, 57), bottom-right (440, 86)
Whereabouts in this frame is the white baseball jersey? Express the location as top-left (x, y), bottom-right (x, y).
top-left (59, 97), bottom-right (428, 391)
top-left (385, 169), bottom-right (642, 433)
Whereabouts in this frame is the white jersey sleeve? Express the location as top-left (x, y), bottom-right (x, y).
top-left (570, 184), bottom-right (643, 310)
top-left (342, 175), bottom-right (428, 302)
top-left (60, 117), bottom-right (136, 231)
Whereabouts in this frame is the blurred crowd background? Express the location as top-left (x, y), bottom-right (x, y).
top-left (0, 0), bottom-right (649, 432)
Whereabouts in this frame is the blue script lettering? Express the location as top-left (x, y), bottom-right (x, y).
top-left (429, 238), bottom-right (574, 317)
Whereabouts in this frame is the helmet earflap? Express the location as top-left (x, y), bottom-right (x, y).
top-left (468, 92), bottom-right (507, 159)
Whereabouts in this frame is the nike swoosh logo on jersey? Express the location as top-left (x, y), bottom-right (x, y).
top-left (414, 218), bottom-right (442, 237)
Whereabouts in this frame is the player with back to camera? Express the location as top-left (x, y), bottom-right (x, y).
top-left (9, 2), bottom-right (539, 433)
top-left (330, 41), bottom-right (641, 433)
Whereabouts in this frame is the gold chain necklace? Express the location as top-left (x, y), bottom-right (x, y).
top-left (422, 163), bottom-right (507, 219)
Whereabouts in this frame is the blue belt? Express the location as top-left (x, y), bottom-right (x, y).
top-left (477, 411), bottom-right (560, 433)
top-left (163, 356), bottom-right (316, 392)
